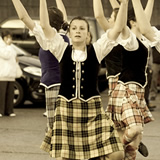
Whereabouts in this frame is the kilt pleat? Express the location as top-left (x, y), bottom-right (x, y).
top-left (45, 85), bottom-right (60, 130)
top-left (40, 97), bottom-right (123, 159)
top-left (106, 83), bottom-right (154, 129)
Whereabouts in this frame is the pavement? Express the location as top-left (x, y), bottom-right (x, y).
top-left (0, 89), bottom-right (160, 160)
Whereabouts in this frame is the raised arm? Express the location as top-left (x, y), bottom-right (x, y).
top-left (12, 0), bottom-right (35, 31)
top-left (40, 0), bottom-right (56, 39)
top-left (55, 0), bottom-right (67, 22)
top-left (131, 0), bottom-right (155, 41)
top-left (144, 0), bottom-right (154, 22)
top-left (93, 0), bottom-right (110, 31)
top-left (108, 0), bottom-right (128, 40)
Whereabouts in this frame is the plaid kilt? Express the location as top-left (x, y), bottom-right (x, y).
top-left (40, 97), bottom-right (124, 159)
top-left (45, 85), bottom-right (60, 130)
top-left (106, 83), bottom-right (154, 129)
top-left (108, 76), bottom-right (119, 96)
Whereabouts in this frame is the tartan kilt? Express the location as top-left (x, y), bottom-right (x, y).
top-left (106, 83), bottom-right (154, 129)
top-left (45, 85), bottom-right (60, 130)
top-left (40, 97), bottom-right (124, 159)
top-left (108, 76), bottom-right (119, 96)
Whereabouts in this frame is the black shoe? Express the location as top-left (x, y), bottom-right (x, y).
top-left (138, 142), bottom-right (149, 157)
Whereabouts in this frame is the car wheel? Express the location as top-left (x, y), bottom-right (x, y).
top-left (28, 81), bottom-right (45, 106)
top-left (14, 80), bottom-right (25, 107)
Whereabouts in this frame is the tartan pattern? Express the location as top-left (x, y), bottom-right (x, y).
top-left (45, 86), bottom-right (60, 130)
top-left (106, 83), bottom-right (154, 129)
top-left (40, 97), bottom-right (124, 159)
top-left (108, 76), bottom-right (119, 96)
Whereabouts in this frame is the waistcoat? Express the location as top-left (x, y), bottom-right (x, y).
top-left (39, 34), bottom-right (70, 88)
top-left (119, 39), bottom-right (148, 87)
top-left (105, 44), bottom-right (123, 77)
top-left (59, 44), bottom-right (100, 101)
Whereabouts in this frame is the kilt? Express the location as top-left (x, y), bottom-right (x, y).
top-left (45, 85), bottom-right (60, 130)
top-left (40, 97), bottom-right (124, 159)
top-left (108, 76), bottom-right (119, 96)
top-left (106, 83), bottom-right (154, 129)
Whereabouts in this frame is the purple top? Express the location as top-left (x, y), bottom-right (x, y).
top-left (39, 34), bottom-right (70, 88)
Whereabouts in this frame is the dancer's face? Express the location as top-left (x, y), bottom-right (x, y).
top-left (69, 19), bottom-right (89, 45)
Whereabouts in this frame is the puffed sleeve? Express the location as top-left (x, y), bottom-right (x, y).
top-left (30, 22), bottom-right (68, 62)
top-left (46, 33), bottom-right (68, 62)
top-left (93, 29), bottom-right (118, 63)
top-left (151, 26), bottom-right (160, 53)
top-left (117, 27), bottom-right (139, 51)
top-left (30, 22), bottom-right (49, 50)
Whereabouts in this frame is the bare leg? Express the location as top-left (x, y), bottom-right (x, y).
top-left (123, 126), bottom-right (143, 160)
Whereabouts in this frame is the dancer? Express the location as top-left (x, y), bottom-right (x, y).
top-left (105, 0), bottom-right (156, 159)
top-left (12, 0), bottom-right (69, 132)
top-left (93, 0), bottom-right (156, 158)
top-left (37, 0), bottom-right (130, 159)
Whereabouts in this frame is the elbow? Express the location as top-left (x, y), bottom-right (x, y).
top-left (19, 16), bottom-right (25, 22)
top-left (19, 15), bottom-right (28, 24)
top-left (115, 25), bottom-right (124, 33)
top-left (40, 22), bottom-right (48, 32)
top-left (95, 14), bottom-right (103, 21)
top-left (140, 27), bottom-right (151, 36)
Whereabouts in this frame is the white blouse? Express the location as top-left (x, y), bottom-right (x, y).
top-left (31, 23), bottom-right (139, 64)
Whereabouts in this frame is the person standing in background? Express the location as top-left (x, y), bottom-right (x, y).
top-left (0, 31), bottom-right (17, 117)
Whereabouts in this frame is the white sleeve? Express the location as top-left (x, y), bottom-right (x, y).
top-left (152, 26), bottom-right (160, 53)
top-left (47, 33), bottom-right (68, 62)
top-left (117, 27), bottom-right (139, 51)
top-left (93, 29), bottom-right (118, 63)
top-left (30, 22), bottom-right (68, 62)
top-left (30, 22), bottom-right (49, 50)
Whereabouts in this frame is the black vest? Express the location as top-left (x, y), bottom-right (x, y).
top-left (59, 44), bottom-right (100, 101)
top-left (119, 39), bottom-right (148, 87)
top-left (105, 44), bottom-right (123, 77)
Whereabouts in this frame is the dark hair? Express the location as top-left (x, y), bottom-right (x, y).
top-left (127, 8), bottom-right (136, 28)
top-left (48, 6), bottom-right (69, 31)
top-left (69, 16), bottom-right (90, 32)
top-left (1, 30), bottom-right (12, 39)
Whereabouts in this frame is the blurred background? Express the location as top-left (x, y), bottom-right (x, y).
top-left (0, 0), bottom-right (160, 26)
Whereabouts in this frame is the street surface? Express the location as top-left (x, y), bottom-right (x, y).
top-left (0, 89), bottom-right (160, 160)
